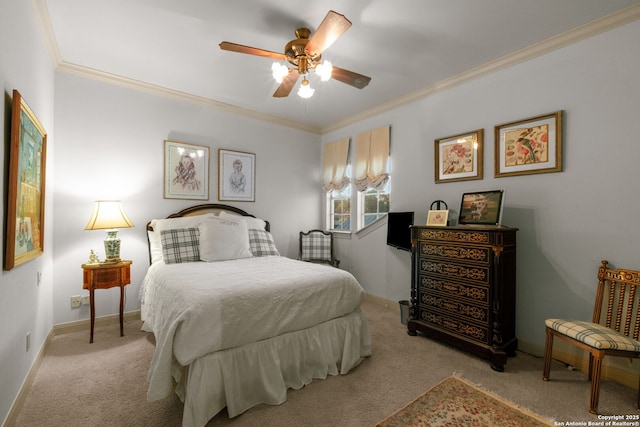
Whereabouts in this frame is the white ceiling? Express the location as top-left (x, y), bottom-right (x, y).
top-left (37, 0), bottom-right (640, 133)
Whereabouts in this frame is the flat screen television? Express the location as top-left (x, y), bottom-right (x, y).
top-left (386, 211), bottom-right (414, 252)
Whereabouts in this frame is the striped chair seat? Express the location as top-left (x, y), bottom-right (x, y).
top-left (545, 319), bottom-right (640, 352)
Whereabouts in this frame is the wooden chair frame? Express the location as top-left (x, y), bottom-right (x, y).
top-left (542, 260), bottom-right (640, 414)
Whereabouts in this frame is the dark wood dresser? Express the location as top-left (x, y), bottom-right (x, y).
top-left (407, 225), bottom-right (518, 371)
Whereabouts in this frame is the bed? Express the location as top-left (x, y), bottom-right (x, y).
top-left (140, 204), bottom-right (372, 427)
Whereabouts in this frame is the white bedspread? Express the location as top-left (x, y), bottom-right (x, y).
top-left (140, 256), bottom-right (366, 401)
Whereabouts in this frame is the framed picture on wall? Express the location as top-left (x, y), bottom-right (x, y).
top-left (218, 149), bottom-right (255, 202)
top-left (494, 110), bottom-right (563, 178)
top-left (5, 90), bottom-right (48, 270)
top-left (434, 129), bottom-right (483, 183)
top-left (164, 140), bottom-right (210, 200)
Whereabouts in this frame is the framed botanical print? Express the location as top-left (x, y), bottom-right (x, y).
top-left (5, 90), bottom-right (47, 270)
top-left (435, 129), bottom-right (484, 183)
top-left (218, 149), bottom-right (255, 202)
top-left (494, 111), bottom-right (563, 178)
top-left (164, 140), bottom-right (210, 200)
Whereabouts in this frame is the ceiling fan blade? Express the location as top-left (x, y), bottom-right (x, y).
top-left (331, 66), bottom-right (371, 89)
top-left (219, 41), bottom-right (286, 61)
top-left (305, 10), bottom-right (351, 55)
top-left (273, 70), bottom-right (299, 97)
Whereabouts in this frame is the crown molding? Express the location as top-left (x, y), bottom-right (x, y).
top-left (31, 1), bottom-right (640, 136)
top-left (30, 0), bottom-right (61, 66)
top-left (57, 62), bottom-right (322, 134)
top-left (321, 3), bottom-right (640, 134)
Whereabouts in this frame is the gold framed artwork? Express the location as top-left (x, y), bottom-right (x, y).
top-left (494, 110), bottom-right (563, 178)
top-left (434, 129), bottom-right (483, 183)
top-left (5, 90), bottom-right (47, 270)
top-left (218, 149), bottom-right (255, 202)
top-left (426, 210), bottom-right (449, 227)
top-left (164, 140), bottom-right (210, 200)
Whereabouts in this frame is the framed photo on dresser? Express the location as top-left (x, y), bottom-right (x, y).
top-left (458, 189), bottom-right (505, 225)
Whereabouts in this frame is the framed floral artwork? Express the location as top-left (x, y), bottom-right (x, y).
top-left (218, 149), bottom-right (255, 202)
top-left (494, 110), bottom-right (563, 178)
top-left (5, 90), bottom-right (47, 270)
top-left (164, 140), bottom-right (210, 200)
top-left (434, 129), bottom-right (483, 183)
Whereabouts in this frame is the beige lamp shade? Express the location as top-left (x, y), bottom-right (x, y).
top-left (85, 200), bottom-right (133, 262)
top-left (85, 200), bottom-right (134, 230)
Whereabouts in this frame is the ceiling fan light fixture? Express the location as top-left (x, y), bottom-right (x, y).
top-left (271, 62), bottom-right (289, 83)
top-left (298, 77), bottom-right (314, 98)
top-left (315, 60), bottom-right (333, 81)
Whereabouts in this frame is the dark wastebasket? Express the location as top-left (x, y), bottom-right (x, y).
top-left (398, 300), bottom-right (410, 325)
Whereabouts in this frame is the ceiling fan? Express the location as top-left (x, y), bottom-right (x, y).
top-left (219, 10), bottom-right (371, 98)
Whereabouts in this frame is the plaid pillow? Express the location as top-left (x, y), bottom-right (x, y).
top-left (248, 229), bottom-right (280, 257)
top-left (160, 228), bottom-right (200, 264)
top-left (300, 233), bottom-right (331, 261)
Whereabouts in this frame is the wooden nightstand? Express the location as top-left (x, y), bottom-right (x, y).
top-left (81, 260), bottom-right (132, 343)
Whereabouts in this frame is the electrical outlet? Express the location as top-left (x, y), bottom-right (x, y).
top-left (26, 332), bottom-right (31, 352)
top-left (81, 295), bottom-right (90, 305)
top-left (70, 295), bottom-right (82, 308)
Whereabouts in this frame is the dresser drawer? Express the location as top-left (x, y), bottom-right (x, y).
top-left (419, 259), bottom-right (490, 285)
top-left (418, 308), bottom-right (490, 344)
top-left (419, 275), bottom-right (490, 305)
top-left (418, 242), bottom-right (491, 264)
top-left (419, 292), bottom-right (489, 324)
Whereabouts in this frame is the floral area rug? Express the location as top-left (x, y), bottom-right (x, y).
top-left (373, 376), bottom-right (553, 427)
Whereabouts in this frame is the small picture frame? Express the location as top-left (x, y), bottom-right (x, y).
top-left (164, 140), bottom-right (210, 200)
top-left (434, 129), bottom-right (483, 183)
top-left (458, 190), bottom-right (505, 226)
top-left (426, 210), bottom-right (449, 227)
top-left (494, 110), bottom-right (563, 178)
top-left (218, 149), bottom-right (255, 202)
top-left (5, 90), bottom-right (48, 270)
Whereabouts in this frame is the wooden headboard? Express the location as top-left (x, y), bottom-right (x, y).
top-left (146, 203), bottom-right (270, 263)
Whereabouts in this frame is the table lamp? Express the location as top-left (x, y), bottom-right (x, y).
top-left (85, 200), bottom-right (134, 262)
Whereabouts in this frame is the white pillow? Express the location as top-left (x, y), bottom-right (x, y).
top-left (148, 213), bottom-right (216, 263)
top-left (218, 210), bottom-right (267, 231)
top-left (199, 217), bottom-right (252, 262)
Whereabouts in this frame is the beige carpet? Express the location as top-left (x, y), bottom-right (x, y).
top-left (374, 376), bottom-right (552, 426)
top-left (8, 299), bottom-right (639, 426)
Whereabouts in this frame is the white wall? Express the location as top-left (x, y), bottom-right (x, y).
top-left (0, 0), bottom-right (55, 423)
top-left (323, 19), bottom-right (640, 357)
top-left (52, 73), bottom-right (322, 325)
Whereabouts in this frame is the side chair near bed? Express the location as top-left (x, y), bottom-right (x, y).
top-left (542, 260), bottom-right (640, 414)
top-left (299, 229), bottom-right (340, 268)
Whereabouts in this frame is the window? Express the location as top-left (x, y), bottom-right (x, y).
top-left (358, 172), bottom-right (390, 229)
top-left (328, 183), bottom-right (351, 231)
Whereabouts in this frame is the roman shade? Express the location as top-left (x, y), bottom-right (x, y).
top-left (322, 137), bottom-right (350, 193)
top-left (355, 126), bottom-right (390, 192)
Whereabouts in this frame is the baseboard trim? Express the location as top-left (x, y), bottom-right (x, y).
top-left (362, 294), bottom-right (638, 389)
top-left (4, 310), bottom-right (144, 426)
top-left (549, 348), bottom-right (638, 389)
top-left (53, 310), bottom-right (141, 336)
top-left (4, 327), bottom-right (54, 427)
top-left (363, 293), bottom-right (400, 312)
